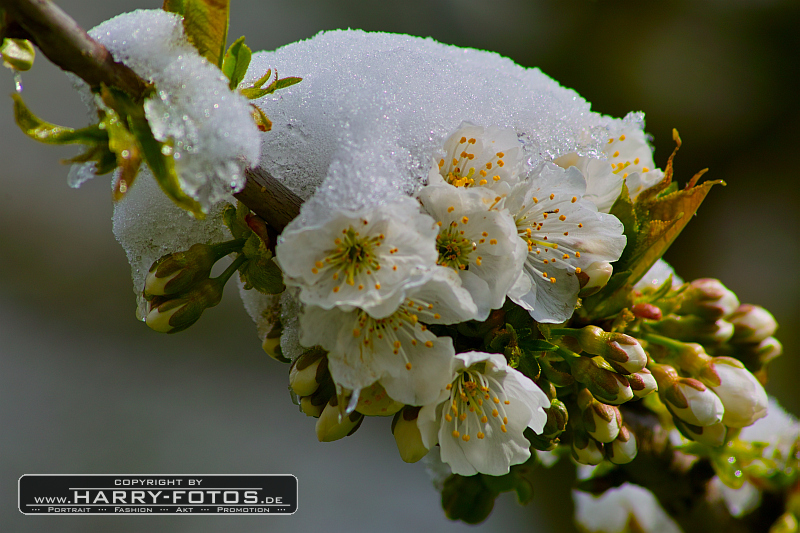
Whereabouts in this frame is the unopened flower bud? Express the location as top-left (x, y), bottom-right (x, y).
top-left (261, 318), bottom-right (284, 360)
top-left (578, 389), bottom-right (621, 443)
top-left (578, 261), bottom-right (614, 297)
top-left (299, 395), bottom-right (325, 417)
top-left (289, 349), bottom-right (327, 397)
top-left (651, 315), bottom-right (734, 345)
top-left (606, 425), bottom-right (637, 464)
top-left (541, 398), bottom-right (569, 439)
top-left (356, 382), bottom-right (404, 416)
top-left (570, 356), bottom-right (633, 405)
top-left (631, 303), bottom-right (662, 321)
top-left (145, 278), bottom-right (223, 333)
top-left (729, 304), bottom-right (778, 344)
top-left (699, 357), bottom-right (767, 428)
top-left (628, 368), bottom-right (658, 398)
top-left (677, 278), bottom-right (740, 321)
top-left (316, 399), bottom-right (364, 442)
top-left (392, 406), bottom-right (428, 463)
top-left (674, 419), bottom-right (727, 447)
top-left (572, 326), bottom-right (648, 374)
top-left (145, 243), bottom-right (217, 297)
top-left (652, 364), bottom-right (724, 427)
top-left (572, 429), bottom-right (605, 465)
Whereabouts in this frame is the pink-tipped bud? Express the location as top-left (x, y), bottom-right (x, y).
top-left (729, 304), bottom-right (778, 344)
top-left (652, 365), bottom-right (724, 427)
top-left (578, 262), bottom-right (614, 297)
top-left (606, 425), bottom-right (637, 464)
top-left (628, 368), bottom-right (658, 398)
top-left (572, 429), bottom-right (605, 465)
top-left (677, 278), bottom-right (740, 321)
top-left (700, 358), bottom-right (767, 428)
top-left (578, 389), bottom-right (622, 443)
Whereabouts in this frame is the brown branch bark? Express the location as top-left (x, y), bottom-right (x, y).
top-left (0, 0), bottom-right (302, 232)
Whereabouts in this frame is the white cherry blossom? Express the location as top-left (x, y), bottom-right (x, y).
top-left (555, 125), bottom-right (665, 212)
top-left (299, 267), bottom-right (477, 406)
top-left (418, 183), bottom-right (526, 320)
top-left (276, 197), bottom-right (438, 318)
top-left (504, 163), bottom-right (626, 323)
top-left (417, 351), bottom-right (549, 476)
top-left (430, 123), bottom-right (523, 194)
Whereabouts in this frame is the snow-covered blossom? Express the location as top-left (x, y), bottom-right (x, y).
top-left (299, 267), bottom-right (476, 406)
top-left (417, 351), bottom-right (549, 476)
top-left (505, 163), bottom-right (626, 323)
top-left (430, 123), bottom-right (523, 193)
top-left (276, 197), bottom-right (439, 319)
top-left (82, 10), bottom-right (260, 209)
top-left (556, 125), bottom-right (665, 213)
top-left (418, 181), bottom-right (525, 320)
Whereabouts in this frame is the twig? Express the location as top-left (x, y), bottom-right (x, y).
top-left (0, 0), bottom-right (302, 231)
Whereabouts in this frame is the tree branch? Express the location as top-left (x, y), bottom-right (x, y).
top-left (0, 0), bottom-right (302, 232)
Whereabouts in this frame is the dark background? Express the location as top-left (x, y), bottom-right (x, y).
top-left (1, 0), bottom-right (797, 531)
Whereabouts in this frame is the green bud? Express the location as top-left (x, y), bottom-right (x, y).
top-left (299, 396), bottom-right (325, 418)
top-left (571, 326), bottom-right (647, 374)
top-left (145, 278), bottom-right (223, 333)
top-left (145, 243), bottom-right (218, 297)
top-left (391, 406), bottom-right (428, 463)
top-left (315, 399), bottom-right (364, 442)
top-left (650, 315), bottom-right (734, 345)
top-left (261, 319), bottom-right (284, 361)
top-left (441, 475), bottom-right (497, 525)
top-left (541, 399), bottom-right (569, 439)
top-left (605, 424), bottom-right (637, 465)
top-left (1, 38), bottom-right (35, 71)
top-left (289, 349), bottom-right (327, 397)
top-left (570, 356), bottom-right (633, 405)
top-left (677, 278), bottom-right (740, 321)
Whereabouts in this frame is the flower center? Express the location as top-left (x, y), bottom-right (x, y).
top-left (436, 223), bottom-right (474, 270)
top-left (319, 226), bottom-right (384, 286)
top-left (438, 135), bottom-right (508, 188)
top-left (353, 303), bottom-right (437, 371)
top-left (444, 365), bottom-right (511, 442)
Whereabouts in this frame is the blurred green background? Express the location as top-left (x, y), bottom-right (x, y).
top-left (1, 0), bottom-right (797, 532)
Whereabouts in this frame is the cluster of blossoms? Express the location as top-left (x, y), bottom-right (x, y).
top-left (16, 7), bottom-right (793, 530)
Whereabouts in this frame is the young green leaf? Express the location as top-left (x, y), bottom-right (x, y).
top-left (13, 94), bottom-right (107, 144)
top-left (163, 0), bottom-right (230, 68)
top-left (222, 36), bottom-right (252, 90)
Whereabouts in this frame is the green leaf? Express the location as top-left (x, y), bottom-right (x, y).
top-left (1, 38), bottom-right (35, 71)
top-left (222, 36), bottom-right (251, 90)
top-left (13, 93), bottom-right (107, 144)
top-left (164, 0), bottom-right (230, 68)
top-left (64, 143), bottom-right (117, 175)
top-left (240, 71), bottom-right (303, 99)
top-left (517, 338), bottom-right (558, 352)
